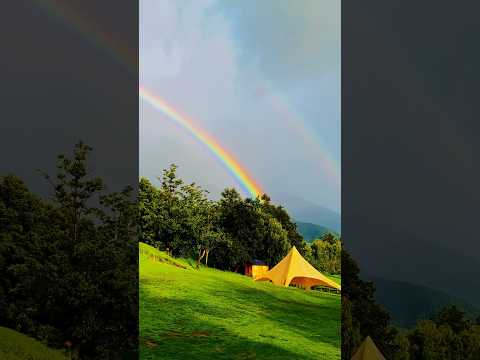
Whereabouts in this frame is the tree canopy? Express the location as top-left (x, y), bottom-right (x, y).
top-left (138, 165), bottom-right (316, 274)
top-left (0, 142), bottom-right (137, 359)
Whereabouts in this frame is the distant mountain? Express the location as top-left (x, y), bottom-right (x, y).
top-left (296, 221), bottom-right (337, 243)
top-left (368, 277), bottom-right (479, 328)
top-left (345, 212), bottom-right (480, 309)
top-left (273, 194), bottom-right (341, 233)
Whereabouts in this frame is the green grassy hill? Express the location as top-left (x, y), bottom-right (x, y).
top-left (0, 327), bottom-right (66, 360)
top-left (139, 243), bottom-right (340, 360)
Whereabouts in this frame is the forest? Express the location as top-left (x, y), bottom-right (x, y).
top-left (342, 250), bottom-right (480, 359)
top-left (0, 143), bottom-right (138, 359)
top-left (0, 143), bottom-right (340, 359)
top-left (139, 164), bottom-right (341, 276)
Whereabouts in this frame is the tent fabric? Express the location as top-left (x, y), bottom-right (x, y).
top-left (255, 246), bottom-right (341, 290)
top-left (351, 336), bottom-right (386, 360)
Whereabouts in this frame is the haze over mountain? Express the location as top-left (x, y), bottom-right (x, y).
top-left (347, 214), bottom-right (480, 308)
top-left (273, 193), bottom-right (341, 233)
top-left (295, 221), bottom-right (336, 243)
top-left (370, 277), bottom-right (479, 328)
top-left (344, 0), bottom-right (480, 325)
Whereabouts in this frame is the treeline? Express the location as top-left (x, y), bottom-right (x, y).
top-left (342, 250), bottom-right (480, 359)
top-left (396, 305), bottom-right (480, 359)
top-left (306, 233), bottom-right (341, 275)
top-left (139, 164), bottom-right (341, 275)
top-left (0, 143), bottom-right (137, 359)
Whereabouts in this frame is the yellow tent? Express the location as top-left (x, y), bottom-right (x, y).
top-left (351, 336), bottom-right (385, 360)
top-left (255, 246), bottom-right (341, 290)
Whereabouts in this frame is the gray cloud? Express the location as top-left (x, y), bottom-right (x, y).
top-left (140, 0), bottom-right (340, 212)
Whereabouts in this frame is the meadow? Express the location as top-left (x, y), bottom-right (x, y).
top-left (139, 243), bottom-right (341, 360)
top-left (0, 327), bottom-right (67, 360)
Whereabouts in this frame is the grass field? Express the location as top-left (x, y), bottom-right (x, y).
top-left (0, 327), bottom-right (66, 360)
top-left (139, 243), bottom-right (340, 360)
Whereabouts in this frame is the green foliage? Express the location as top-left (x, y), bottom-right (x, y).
top-left (138, 166), bottom-right (308, 272)
top-left (393, 333), bottom-right (411, 360)
top-left (0, 326), bottom-right (67, 360)
top-left (212, 189), bottom-right (291, 269)
top-left (341, 250), bottom-right (398, 358)
top-left (404, 305), bottom-right (480, 360)
top-left (0, 142), bottom-right (137, 359)
top-left (307, 233), bottom-right (341, 275)
top-left (139, 243), bottom-right (341, 359)
top-left (341, 297), bottom-right (361, 357)
top-left (343, 252), bottom-right (480, 359)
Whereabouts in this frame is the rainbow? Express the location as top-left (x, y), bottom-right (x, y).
top-left (32, 0), bottom-right (136, 74)
top-left (256, 80), bottom-right (341, 190)
top-left (33, 1), bottom-right (263, 198)
top-left (140, 86), bottom-right (263, 198)
top-left (32, 1), bottom-right (341, 200)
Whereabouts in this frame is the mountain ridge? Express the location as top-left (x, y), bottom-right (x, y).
top-left (366, 276), bottom-right (479, 328)
top-left (295, 221), bottom-right (338, 243)
top-left (273, 193), bottom-right (341, 233)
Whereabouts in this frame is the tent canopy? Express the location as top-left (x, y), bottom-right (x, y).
top-left (255, 246), bottom-right (341, 290)
top-left (351, 336), bottom-right (385, 360)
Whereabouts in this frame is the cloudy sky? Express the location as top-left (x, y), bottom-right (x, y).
top-left (140, 0), bottom-right (340, 212)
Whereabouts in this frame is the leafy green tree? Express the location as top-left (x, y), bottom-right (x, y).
top-left (431, 305), bottom-right (468, 333)
top-left (341, 296), bottom-right (362, 357)
top-left (139, 177), bottom-right (160, 247)
top-left (342, 249), bottom-right (398, 358)
top-left (405, 305), bottom-right (480, 360)
top-left (308, 233), bottom-right (341, 274)
top-left (0, 143), bottom-right (137, 359)
top-left (211, 189), bottom-right (290, 271)
top-left (393, 333), bottom-right (411, 360)
top-left (40, 142), bottom-right (104, 243)
top-left (180, 181), bottom-right (225, 267)
top-left (260, 194), bottom-right (307, 254)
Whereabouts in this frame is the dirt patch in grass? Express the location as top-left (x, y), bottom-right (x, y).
top-left (163, 330), bottom-right (210, 338)
top-left (191, 331), bottom-right (209, 337)
top-left (147, 255), bottom-right (189, 269)
top-left (165, 331), bottom-right (183, 337)
top-left (141, 338), bottom-right (159, 348)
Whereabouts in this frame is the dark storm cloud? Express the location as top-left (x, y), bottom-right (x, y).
top-left (0, 1), bottom-right (138, 194)
top-left (343, 0), bottom-right (480, 305)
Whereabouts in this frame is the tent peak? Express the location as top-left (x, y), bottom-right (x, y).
top-left (255, 244), bottom-right (341, 291)
top-left (351, 335), bottom-right (385, 360)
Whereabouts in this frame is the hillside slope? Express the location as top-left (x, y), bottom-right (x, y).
top-left (139, 243), bottom-right (340, 360)
top-left (371, 277), bottom-right (479, 328)
top-left (0, 327), bottom-right (66, 360)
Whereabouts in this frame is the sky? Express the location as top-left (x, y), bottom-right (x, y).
top-left (343, 1), bottom-right (480, 306)
top-left (139, 0), bottom-right (341, 212)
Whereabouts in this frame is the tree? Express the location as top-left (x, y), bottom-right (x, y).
top-left (211, 189), bottom-right (290, 271)
top-left (139, 177), bottom-right (160, 247)
top-left (41, 142), bottom-right (104, 243)
top-left (0, 143), bottom-right (138, 359)
top-left (181, 181), bottom-right (224, 268)
top-left (405, 306), bottom-right (480, 360)
top-left (342, 249), bottom-right (398, 358)
top-left (308, 234), bottom-right (341, 274)
top-left (431, 305), bottom-right (468, 334)
top-left (393, 333), bottom-right (411, 360)
top-left (342, 296), bottom-right (362, 357)
top-left (260, 194), bottom-right (307, 255)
